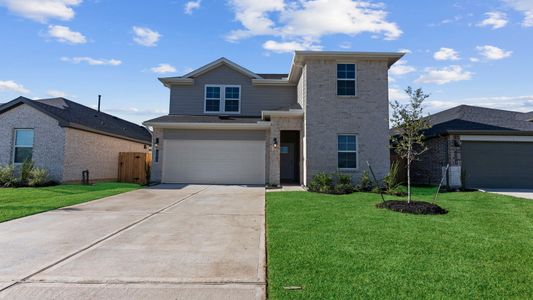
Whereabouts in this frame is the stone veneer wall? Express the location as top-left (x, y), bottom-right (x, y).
top-left (0, 104), bottom-right (66, 181)
top-left (302, 59), bottom-right (391, 184)
top-left (62, 128), bottom-right (148, 182)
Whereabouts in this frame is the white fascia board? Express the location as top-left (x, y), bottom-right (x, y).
top-left (261, 109), bottom-right (304, 119)
top-left (460, 135), bottom-right (533, 142)
top-left (143, 121), bottom-right (271, 130)
top-left (158, 77), bottom-right (194, 88)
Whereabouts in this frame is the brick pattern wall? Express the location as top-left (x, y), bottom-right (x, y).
top-left (303, 59), bottom-right (391, 184)
top-left (63, 128), bottom-right (148, 182)
top-left (0, 104), bottom-right (66, 181)
top-left (267, 116), bottom-right (304, 185)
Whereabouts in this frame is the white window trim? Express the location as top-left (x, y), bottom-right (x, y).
top-left (204, 84), bottom-right (241, 114)
top-left (13, 128), bottom-right (34, 164)
top-left (336, 63), bottom-right (357, 97)
top-left (337, 134), bottom-right (358, 171)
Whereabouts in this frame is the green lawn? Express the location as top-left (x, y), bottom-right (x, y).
top-left (0, 182), bottom-right (141, 223)
top-left (267, 187), bottom-right (533, 299)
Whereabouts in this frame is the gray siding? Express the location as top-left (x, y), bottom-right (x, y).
top-left (169, 65), bottom-right (297, 116)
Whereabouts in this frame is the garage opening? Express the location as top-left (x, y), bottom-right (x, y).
top-left (162, 136), bottom-right (266, 185)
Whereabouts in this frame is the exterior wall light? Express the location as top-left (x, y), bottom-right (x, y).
top-left (273, 138), bottom-right (278, 148)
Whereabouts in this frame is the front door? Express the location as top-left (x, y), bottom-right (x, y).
top-left (280, 143), bottom-right (295, 182)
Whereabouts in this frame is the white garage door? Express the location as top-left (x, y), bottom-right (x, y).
top-left (162, 139), bottom-right (266, 185)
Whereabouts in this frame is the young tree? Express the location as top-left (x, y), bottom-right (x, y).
top-left (390, 87), bottom-right (430, 203)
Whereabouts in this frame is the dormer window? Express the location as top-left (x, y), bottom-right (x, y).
top-left (204, 85), bottom-right (241, 114)
top-left (337, 63), bottom-right (356, 96)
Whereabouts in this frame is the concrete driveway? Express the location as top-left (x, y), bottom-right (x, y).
top-left (484, 189), bottom-right (533, 200)
top-left (0, 185), bottom-right (266, 299)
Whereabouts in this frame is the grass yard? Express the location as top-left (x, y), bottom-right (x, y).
top-left (267, 187), bottom-right (533, 299)
top-left (0, 182), bottom-right (141, 223)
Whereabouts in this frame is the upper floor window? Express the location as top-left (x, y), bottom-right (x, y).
top-left (337, 64), bottom-right (356, 96)
top-left (13, 129), bottom-right (34, 164)
top-left (337, 134), bottom-right (357, 170)
top-left (204, 85), bottom-right (241, 114)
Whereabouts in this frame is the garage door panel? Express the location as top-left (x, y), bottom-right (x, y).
top-left (163, 140), bottom-right (265, 185)
top-left (462, 141), bottom-right (533, 188)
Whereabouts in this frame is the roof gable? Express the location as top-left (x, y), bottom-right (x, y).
top-left (183, 57), bottom-right (262, 79)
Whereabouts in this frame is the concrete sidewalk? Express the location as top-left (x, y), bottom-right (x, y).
top-left (484, 189), bottom-right (533, 200)
top-left (0, 184), bottom-right (266, 299)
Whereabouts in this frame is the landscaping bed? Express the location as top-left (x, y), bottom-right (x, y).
top-left (376, 200), bottom-right (448, 215)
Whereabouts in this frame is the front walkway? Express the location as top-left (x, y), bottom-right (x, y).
top-left (0, 185), bottom-right (265, 299)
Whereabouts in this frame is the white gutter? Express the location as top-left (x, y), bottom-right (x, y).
top-left (252, 79), bottom-right (295, 86)
top-left (142, 121), bottom-right (272, 130)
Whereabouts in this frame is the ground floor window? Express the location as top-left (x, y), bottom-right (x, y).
top-left (337, 134), bottom-right (357, 169)
top-left (14, 129), bottom-right (34, 164)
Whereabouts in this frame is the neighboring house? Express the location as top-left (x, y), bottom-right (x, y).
top-left (0, 97), bottom-right (152, 182)
top-left (144, 51), bottom-right (403, 186)
top-left (402, 105), bottom-right (533, 189)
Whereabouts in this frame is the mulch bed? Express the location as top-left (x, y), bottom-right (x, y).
top-left (376, 200), bottom-right (448, 215)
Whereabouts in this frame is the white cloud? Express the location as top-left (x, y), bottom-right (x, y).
top-left (263, 40), bottom-right (322, 53)
top-left (389, 88), bottom-right (409, 101)
top-left (470, 57), bottom-right (480, 62)
top-left (0, 80), bottom-right (30, 94)
top-left (398, 48), bottom-right (411, 54)
top-left (389, 60), bottom-right (416, 76)
top-left (0, 0), bottom-right (82, 22)
top-left (150, 64), bottom-right (176, 74)
top-left (61, 56), bottom-right (122, 66)
top-left (502, 0), bottom-right (533, 27)
top-left (339, 41), bottom-right (352, 49)
top-left (132, 26), bottom-right (161, 47)
top-left (227, 0), bottom-right (401, 51)
top-left (47, 25), bottom-right (86, 44)
top-left (415, 65), bottom-right (473, 85)
top-left (46, 90), bottom-right (67, 97)
top-left (476, 45), bottom-right (512, 60)
top-left (477, 11), bottom-right (508, 29)
top-left (433, 47), bottom-right (460, 61)
top-left (184, 0), bottom-right (201, 14)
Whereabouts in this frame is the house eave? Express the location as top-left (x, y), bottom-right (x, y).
top-left (251, 79), bottom-right (294, 86)
top-left (143, 121), bottom-right (272, 130)
top-left (261, 109), bottom-right (304, 120)
top-left (158, 77), bottom-right (194, 88)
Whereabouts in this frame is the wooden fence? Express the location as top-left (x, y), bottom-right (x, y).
top-left (118, 152), bottom-right (151, 185)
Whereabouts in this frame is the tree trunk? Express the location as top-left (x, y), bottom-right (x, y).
top-left (407, 143), bottom-right (412, 203)
top-left (407, 158), bottom-right (411, 203)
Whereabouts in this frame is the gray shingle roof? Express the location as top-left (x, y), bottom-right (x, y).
top-left (422, 105), bottom-right (533, 137)
top-left (144, 115), bottom-right (263, 124)
top-left (0, 97), bottom-right (152, 143)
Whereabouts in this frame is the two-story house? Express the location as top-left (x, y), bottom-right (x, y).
top-left (144, 51), bottom-right (403, 186)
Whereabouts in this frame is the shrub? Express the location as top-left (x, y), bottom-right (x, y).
top-left (20, 160), bottom-right (34, 185)
top-left (0, 165), bottom-right (15, 187)
top-left (308, 172), bottom-right (334, 193)
top-left (356, 170), bottom-right (373, 192)
top-left (27, 168), bottom-right (50, 187)
top-left (384, 161), bottom-right (401, 194)
top-left (334, 183), bottom-right (355, 194)
top-left (335, 173), bottom-right (353, 185)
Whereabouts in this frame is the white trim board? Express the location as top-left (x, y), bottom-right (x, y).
top-left (460, 135), bottom-right (533, 142)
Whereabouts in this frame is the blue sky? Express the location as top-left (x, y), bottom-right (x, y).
top-left (0, 0), bottom-right (532, 124)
